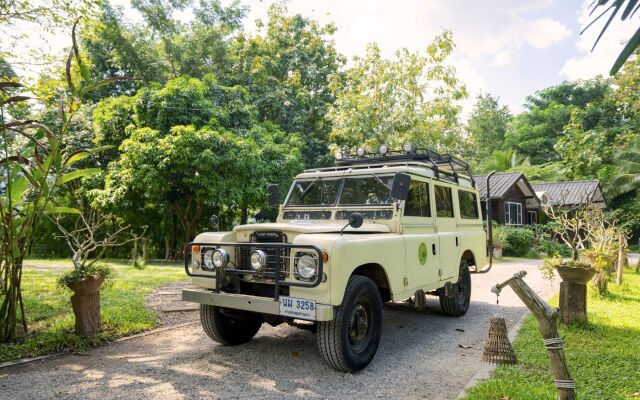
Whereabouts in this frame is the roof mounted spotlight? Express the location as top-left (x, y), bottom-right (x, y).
top-left (356, 147), bottom-right (366, 157)
top-left (378, 144), bottom-right (389, 156)
top-left (334, 148), bottom-right (344, 161)
top-left (403, 142), bottom-right (414, 154)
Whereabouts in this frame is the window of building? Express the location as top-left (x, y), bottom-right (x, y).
top-left (458, 190), bottom-right (479, 219)
top-left (435, 185), bottom-right (454, 218)
top-left (528, 211), bottom-right (538, 224)
top-left (505, 202), bottom-right (523, 225)
top-left (404, 180), bottom-right (431, 217)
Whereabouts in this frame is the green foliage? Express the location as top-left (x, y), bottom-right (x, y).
top-left (328, 30), bottom-right (468, 154)
top-left (57, 263), bottom-right (113, 288)
top-left (0, 260), bottom-right (184, 363)
top-left (503, 227), bottom-right (535, 257)
top-left (537, 238), bottom-right (572, 258)
top-left (478, 149), bottom-right (529, 173)
top-left (466, 93), bottom-right (512, 161)
top-left (505, 78), bottom-right (612, 165)
top-left (491, 223), bottom-right (507, 247)
top-left (465, 271), bottom-right (640, 400)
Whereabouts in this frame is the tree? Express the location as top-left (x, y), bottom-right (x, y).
top-left (505, 78), bottom-right (612, 164)
top-left (328, 30), bottom-right (468, 155)
top-left (467, 93), bottom-right (512, 161)
top-left (230, 2), bottom-right (344, 167)
top-left (613, 145), bottom-right (640, 198)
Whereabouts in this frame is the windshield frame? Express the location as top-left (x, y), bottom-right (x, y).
top-left (284, 174), bottom-right (396, 208)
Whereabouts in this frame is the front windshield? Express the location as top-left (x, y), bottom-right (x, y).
top-left (287, 179), bottom-right (341, 206)
top-left (338, 176), bottom-right (394, 206)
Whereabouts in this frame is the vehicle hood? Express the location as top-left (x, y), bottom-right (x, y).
top-left (233, 221), bottom-right (391, 234)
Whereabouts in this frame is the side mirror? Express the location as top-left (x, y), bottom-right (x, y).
top-left (267, 184), bottom-right (279, 207)
top-left (209, 215), bottom-right (220, 231)
top-left (390, 173), bottom-right (411, 200)
top-left (348, 212), bottom-right (364, 228)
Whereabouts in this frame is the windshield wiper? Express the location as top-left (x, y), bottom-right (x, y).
top-left (299, 177), bottom-right (320, 201)
top-left (370, 172), bottom-right (391, 190)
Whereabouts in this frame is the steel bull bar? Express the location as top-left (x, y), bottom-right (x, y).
top-left (182, 241), bottom-right (334, 321)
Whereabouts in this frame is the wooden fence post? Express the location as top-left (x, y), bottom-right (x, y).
top-left (616, 235), bottom-right (623, 285)
top-left (493, 271), bottom-right (576, 400)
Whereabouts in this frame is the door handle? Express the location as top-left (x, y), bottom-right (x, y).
top-left (432, 244), bottom-right (436, 255)
top-left (455, 237), bottom-right (459, 247)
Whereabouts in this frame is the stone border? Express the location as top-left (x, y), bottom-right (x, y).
top-left (0, 321), bottom-right (199, 370)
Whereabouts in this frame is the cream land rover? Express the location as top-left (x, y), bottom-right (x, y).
top-left (182, 144), bottom-right (490, 372)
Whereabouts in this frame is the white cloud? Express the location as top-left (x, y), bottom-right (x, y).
top-left (492, 50), bottom-right (513, 67)
top-left (523, 18), bottom-right (572, 49)
top-left (561, 0), bottom-right (638, 79)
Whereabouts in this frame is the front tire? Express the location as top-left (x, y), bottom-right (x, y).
top-left (316, 275), bottom-right (383, 372)
top-left (439, 259), bottom-right (471, 316)
top-left (200, 304), bottom-right (262, 345)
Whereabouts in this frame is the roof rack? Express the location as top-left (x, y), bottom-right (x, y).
top-left (329, 146), bottom-right (475, 187)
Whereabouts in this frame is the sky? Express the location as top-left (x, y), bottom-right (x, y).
top-left (8, 0), bottom-right (639, 118)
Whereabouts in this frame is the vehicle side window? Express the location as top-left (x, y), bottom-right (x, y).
top-left (458, 190), bottom-right (479, 219)
top-left (434, 185), bottom-right (454, 218)
top-left (404, 180), bottom-right (431, 217)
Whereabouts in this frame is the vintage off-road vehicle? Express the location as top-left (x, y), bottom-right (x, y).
top-left (182, 144), bottom-right (490, 372)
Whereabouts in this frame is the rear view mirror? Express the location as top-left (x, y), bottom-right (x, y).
top-left (348, 212), bottom-right (363, 228)
top-left (390, 173), bottom-right (411, 201)
top-left (267, 184), bottom-right (279, 207)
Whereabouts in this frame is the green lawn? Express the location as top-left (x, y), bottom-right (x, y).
top-left (465, 270), bottom-right (640, 400)
top-left (0, 259), bottom-right (186, 363)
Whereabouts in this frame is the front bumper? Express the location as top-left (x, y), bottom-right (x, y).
top-left (182, 288), bottom-right (334, 321)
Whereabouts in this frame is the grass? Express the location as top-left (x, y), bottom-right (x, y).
top-left (465, 270), bottom-right (640, 400)
top-left (0, 259), bottom-right (185, 363)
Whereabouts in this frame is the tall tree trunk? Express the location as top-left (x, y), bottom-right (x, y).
top-left (142, 238), bottom-right (148, 264)
top-left (164, 237), bottom-right (171, 261)
top-left (131, 238), bottom-right (138, 266)
top-left (616, 235), bottom-right (623, 285)
top-left (241, 206), bottom-right (248, 225)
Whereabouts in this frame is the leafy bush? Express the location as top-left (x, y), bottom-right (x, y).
top-left (491, 222), bottom-right (507, 247)
top-left (503, 227), bottom-right (535, 257)
top-left (537, 238), bottom-right (572, 258)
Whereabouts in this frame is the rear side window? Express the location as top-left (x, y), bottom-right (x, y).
top-left (404, 180), bottom-right (431, 217)
top-left (434, 185), bottom-right (454, 218)
top-left (459, 190), bottom-right (479, 219)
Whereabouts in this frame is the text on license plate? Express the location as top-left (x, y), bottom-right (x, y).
top-left (279, 296), bottom-right (316, 320)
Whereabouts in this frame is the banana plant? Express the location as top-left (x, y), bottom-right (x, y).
top-left (0, 19), bottom-right (120, 341)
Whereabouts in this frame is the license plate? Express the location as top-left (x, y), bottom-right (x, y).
top-left (279, 296), bottom-right (316, 320)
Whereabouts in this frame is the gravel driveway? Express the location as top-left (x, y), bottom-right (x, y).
top-left (1, 259), bottom-right (556, 400)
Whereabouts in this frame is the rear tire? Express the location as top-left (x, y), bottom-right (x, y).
top-left (316, 275), bottom-right (383, 372)
top-left (439, 259), bottom-right (471, 316)
top-left (200, 304), bottom-right (262, 345)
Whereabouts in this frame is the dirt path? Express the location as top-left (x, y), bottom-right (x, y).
top-left (1, 259), bottom-right (556, 400)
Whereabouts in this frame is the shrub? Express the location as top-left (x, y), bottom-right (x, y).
top-left (537, 238), bottom-right (572, 258)
top-left (58, 263), bottom-right (113, 289)
top-left (503, 226), bottom-right (535, 257)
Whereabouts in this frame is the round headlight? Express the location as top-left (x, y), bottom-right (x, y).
top-left (403, 142), bottom-right (414, 153)
top-left (203, 249), bottom-right (215, 270)
top-left (378, 143), bottom-right (389, 155)
top-left (212, 249), bottom-right (229, 268)
top-left (296, 254), bottom-right (317, 279)
top-left (250, 250), bottom-right (267, 271)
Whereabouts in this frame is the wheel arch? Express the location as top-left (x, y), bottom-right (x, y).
top-left (351, 263), bottom-right (392, 303)
top-left (461, 249), bottom-right (476, 267)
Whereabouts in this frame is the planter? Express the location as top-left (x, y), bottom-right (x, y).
top-left (556, 263), bottom-right (595, 325)
top-left (493, 245), bottom-right (503, 260)
top-left (66, 275), bottom-right (104, 336)
top-left (555, 263), bottom-right (596, 284)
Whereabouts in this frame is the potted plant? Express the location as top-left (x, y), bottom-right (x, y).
top-left (52, 209), bottom-right (143, 336)
top-left (492, 224), bottom-right (506, 260)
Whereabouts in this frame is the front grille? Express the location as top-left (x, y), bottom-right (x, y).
top-left (237, 231), bottom-right (289, 280)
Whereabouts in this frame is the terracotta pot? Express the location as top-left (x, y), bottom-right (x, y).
top-left (555, 263), bottom-right (596, 284)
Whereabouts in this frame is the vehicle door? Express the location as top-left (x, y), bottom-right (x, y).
top-left (433, 183), bottom-right (460, 281)
top-left (402, 176), bottom-right (440, 290)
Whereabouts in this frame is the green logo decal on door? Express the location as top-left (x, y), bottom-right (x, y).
top-left (418, 242), bottom-right (428, 265)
